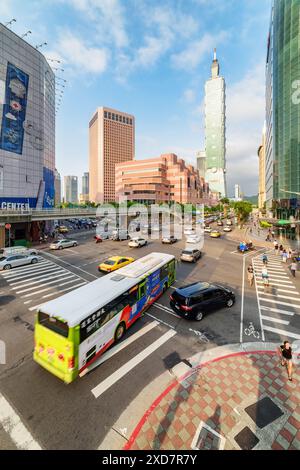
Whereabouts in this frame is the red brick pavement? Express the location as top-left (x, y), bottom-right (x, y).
top-left (124, 352), bottom-right (299, 450)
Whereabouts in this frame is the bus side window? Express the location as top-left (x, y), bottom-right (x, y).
top-left (139, 283), bottom-right (147, 299)
top-left (160, 265), bottom-right (168, 281)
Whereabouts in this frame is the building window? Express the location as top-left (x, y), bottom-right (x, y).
top-left (112, 113), bottom-right (115, 120)
top-left (104, 111), bottom-right (107, 118)
top-left (126, 117), bottom-right (129, 124)
top-left (108, 112), bottom-right (111, 119)
top-left (187, 177), bottom-right (190, 188)
top-left (129, 118), bottom-right (132, 125)
top-left (123, 116), bottom-right (126, 123)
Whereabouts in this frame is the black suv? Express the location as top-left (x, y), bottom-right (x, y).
top-left (170, 282), bottom-right (235, 321)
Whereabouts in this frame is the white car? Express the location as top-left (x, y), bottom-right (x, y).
top-left (128, 237), bottom-right (147, 248)
top-left (223, 226), bottom-right (232, 232)
top-left (0, 246), bottom-right (38, 257)
top-left (186, 235), bottom-right (202, 244)
top-left (49, 239), bottom-right (78, 250)
top-left (0, 254), bottom-right (39, 270)
top-left (204, 227), bottom-right (212, 233)
top-left (184, 228), bottom-right (195, 235)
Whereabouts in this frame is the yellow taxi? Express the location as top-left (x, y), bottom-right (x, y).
top-left (210, 230), bottom-right (221, 238)
top-left (58, 225), bottom-right (69, 234)
top-left (98, 256), bottom-right (135, 273)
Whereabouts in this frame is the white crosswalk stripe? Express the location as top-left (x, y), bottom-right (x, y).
top-left (0, 256), bottom-right (89, 312)
top-left (253, 251), bottom-right (300, 342)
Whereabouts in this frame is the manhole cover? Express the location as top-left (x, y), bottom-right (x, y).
top-left (245, 397), bottom-right (283, 428)
top-left (191, 422), bottom-right (226, 450)
top-left (234, 426), bottom-right (259, 450)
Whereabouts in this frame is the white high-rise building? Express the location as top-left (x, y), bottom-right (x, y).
top-left (235, 184), bottom-right (242, 201)
top-left (204, 49), bottom-right (226, 198)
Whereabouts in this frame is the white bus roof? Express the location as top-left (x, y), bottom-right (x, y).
top-left (39, 252), bottom-right (175, 327)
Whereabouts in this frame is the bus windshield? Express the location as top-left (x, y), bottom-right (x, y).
top-left (38, 311), bottom-right (69, 338)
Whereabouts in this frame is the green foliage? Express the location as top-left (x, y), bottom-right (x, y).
top-left (260, 220), bottom-right (272, 228)
top-left (233, 201), bottom-right (253, 223)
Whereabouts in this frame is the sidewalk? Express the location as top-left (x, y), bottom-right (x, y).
top-left (123, 345), bottom-right (299, 450)
top-left (227, 224), bottom-right (300, 251)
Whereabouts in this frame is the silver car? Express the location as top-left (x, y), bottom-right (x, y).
top-left (0, 254), bottom-right (39, 270)
top-left (49, 239), bottom-right (78, 250)
top-left (180, 248), bottom-right (202, 263)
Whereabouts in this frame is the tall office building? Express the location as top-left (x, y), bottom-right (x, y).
top-left (196, 150), bottom-right (206, 178)
top-left (234, 184), bottom-right (242, 201)
top-left (265, 0), bottom-right (300, 217)
top-left (258, 123), bottom-right (266, 209)
top-left (204, 49), bottom-right (226, 198)
top-left (54, 169), bottom-right (61, 205)
top-left (64, 175), bottom-right (78, 204)
top-left (89, 107), bottom-right (135, 203)
top-left (0, 23), bottom-right (55, 210)
top-left (82, 172), bottom-right (89, 199)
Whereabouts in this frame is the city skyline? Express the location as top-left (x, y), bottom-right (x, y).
top-left (0, 0), bottom-right (271, 197)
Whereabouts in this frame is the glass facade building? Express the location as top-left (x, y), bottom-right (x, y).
top-left (0, 23), bottom-right (55, 209)
top-left (64, 175), bottom-right (78, 204)
top-left (265, 0), bottom-right (300, 217)
top-left (204, 49), bottom-right (227, 198)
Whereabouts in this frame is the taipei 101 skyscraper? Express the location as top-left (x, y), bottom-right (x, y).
top-left (204, 49), bottom-right (227, 198)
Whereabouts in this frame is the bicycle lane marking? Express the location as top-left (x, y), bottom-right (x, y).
top-left (252, 249), bottom-right (274, 343)
top-left (240, 248), bottom-right (266, 343)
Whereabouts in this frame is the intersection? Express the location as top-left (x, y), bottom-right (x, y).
top-left (0, 225), bottom-right (299, 450)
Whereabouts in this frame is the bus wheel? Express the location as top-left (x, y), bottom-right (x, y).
top-left (115, 323), bottom-right (126, 342)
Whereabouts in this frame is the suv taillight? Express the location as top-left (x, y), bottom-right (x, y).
top-left (181, 305), bottom-right (192, 311)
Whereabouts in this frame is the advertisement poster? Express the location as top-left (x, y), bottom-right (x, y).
top-left (0, 62), bottom-right (29, 155)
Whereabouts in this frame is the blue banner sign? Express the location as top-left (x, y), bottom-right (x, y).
top-left (43, 167), bottom-right (55, 208)
top-left (0, 63), bottom-right (29, 155)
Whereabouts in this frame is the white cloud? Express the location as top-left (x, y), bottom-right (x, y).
top-left (116, 4), bottom-right (200, 79)
top-left (225, 62), bottom-right (266, 195)
top-left (55, 31), bottom-right (109, 74)
top-left (171, 31), bottom-right (230, 70)
top-left (59, 0), bottom-right (128, 48)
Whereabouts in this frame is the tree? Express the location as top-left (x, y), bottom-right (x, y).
top-left (233, 201), bottom-right (253, 226)
top-left (220, 197), bottom-right (230, 218)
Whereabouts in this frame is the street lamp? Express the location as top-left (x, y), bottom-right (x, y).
top-left (47, 58), bottom-right (61, 63)
top-left (55, 76), bottom-right (67, 83)
top-left (35, 42), bottom-right (47, 50)
top-left (5, 19), bottom-right (16, 27)
top-left (21, 30), bottom-right (32, 38)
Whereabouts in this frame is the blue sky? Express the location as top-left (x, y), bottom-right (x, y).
top-left (1, 0), bottom-right (271, 196)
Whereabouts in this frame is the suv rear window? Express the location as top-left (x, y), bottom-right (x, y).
top-left (172, 291), bottom-right (188, 305)
top-left (38, 311), bottom-right (69, 338)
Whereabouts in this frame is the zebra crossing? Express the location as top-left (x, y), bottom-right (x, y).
top-left (252, 251), bottom-right (300, 341)
top-left (0, 256), bottom-right (88, 312)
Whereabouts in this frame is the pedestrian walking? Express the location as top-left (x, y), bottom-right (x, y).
top-left (262, 266), bottom-right (269, 288)
top-left (290, 260), bottom-right (297, 277)
top-left (279, 244), bottom-right (284, 257)
top-left (262, 253), bottom-right (268, 265)
top-left (247, 265), bottom-right (254, 287)
top-left (288, 249), bottom-right (292, 260)
top-left (282, 249), bottom-right (288, 263)
top-left (271, 230), bottom-right (275, 239)
top-left (273, 239), bottom-right (279, 254)
top-left (278, 341), bottom-right (293, 381)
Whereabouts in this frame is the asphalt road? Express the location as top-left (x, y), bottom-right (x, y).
top-left (0, 223), bottom-right (299, 449)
